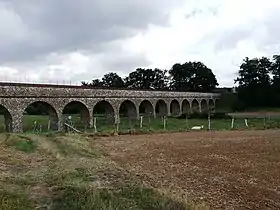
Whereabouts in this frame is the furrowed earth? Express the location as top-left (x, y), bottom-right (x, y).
top-left (96, 130), bottom-right (280, 209)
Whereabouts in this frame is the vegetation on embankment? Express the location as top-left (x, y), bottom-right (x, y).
top-left (0, 133), bottom-right (204, 210)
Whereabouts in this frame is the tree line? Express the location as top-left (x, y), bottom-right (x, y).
top-left (26, 55), bottom-right (280, 116)
top-left (82, 55), bottom-right (280, 111)
top-left (82, 61), bottom-right (219, 92)
top-left (234, 55), bottom-right (280, 110)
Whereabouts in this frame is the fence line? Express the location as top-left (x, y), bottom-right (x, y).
top-left (1, 114), bottom-right (280, 134)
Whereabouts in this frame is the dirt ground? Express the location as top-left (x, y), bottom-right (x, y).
top-left (96, 130), bottom-right (280, 210)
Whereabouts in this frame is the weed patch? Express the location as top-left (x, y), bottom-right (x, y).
top-left (4, 135), bottom-right (37, 153)
top-left (0, 190), bottom-right (33, 210)
top-left (51, 184), bottom-right (189, 210)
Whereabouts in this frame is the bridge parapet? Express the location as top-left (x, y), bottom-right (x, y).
top-left (0, 83), bottom-right (220, 99)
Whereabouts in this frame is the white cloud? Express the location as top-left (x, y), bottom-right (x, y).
top-left (123, 0), bottom-right (280, 87)
top-left (0, 0), bottom-right (280, 87)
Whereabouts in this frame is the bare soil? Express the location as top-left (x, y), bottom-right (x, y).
top-left (96, 130), bottom-right (280, 210)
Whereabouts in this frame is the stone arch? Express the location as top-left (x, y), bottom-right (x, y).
top-left (182, 99), bottom-right (191, 114)
top-left (139, 100), bottom-right (153, 117)
top-left (0, 104), bottom-right (12, 132)
top-left (209, 99), bottom-right (215, 112)
top-left (119, 100), bottom-right (137, 119)
top-left (62, 101), bottom-right (90, 129)
top-left (23, 101), bottom-right (58, 132)
top-left (200, 99), bottom-right (208, 113)
top-left (93, 100), bottom-right (115, 119)
top-left (155, 100), bottom-right (168, 117)
top-left (170, 99), bottom-right (180, 116)
top-left (191, 99), bottom-right (199, 113)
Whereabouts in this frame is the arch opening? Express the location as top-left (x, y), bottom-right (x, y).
top-left (0, 105), bottom-right (12, 132)
top-left (201, 99), bottom-right (208, 113)
top-left (139, 100), bottom-right (153, 117)
top-left (155, 100), bottom-right (168, 117)
top-left (23, 101), bottom-right (58, 132)
top-left (62, 101), bottom-right (90, 131)
top-left (182, 99), bottom-right (191, 114)
top-left (170, 100), bottom-right (180, 116)
top-left (119, 100), bottom-right (137, 119)
top-left (191, 99), bottom-right (199, 113)
top-left (209, 99), bottom-right (215, 112)
top-left (93, 100), bottom-right (115, 125)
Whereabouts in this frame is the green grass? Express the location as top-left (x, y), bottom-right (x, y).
top-left (0, 133), bottom-right (198, 210)
top-left (4, 135), bottom-right (37, 153)
top-left (1, 113), bottom-right (280, 134)
top-left (0, 190), bottom-right (33, 210)
top-left (50, 184), bottom-right (189, 210)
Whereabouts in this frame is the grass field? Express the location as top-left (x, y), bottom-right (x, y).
top-left (1, 114), bottom-right (280, 133)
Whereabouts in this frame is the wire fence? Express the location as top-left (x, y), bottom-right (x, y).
top-left (1, 114), bottom-right (280, 134)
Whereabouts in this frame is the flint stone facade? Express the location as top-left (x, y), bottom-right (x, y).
top-left (0, 83), bottom-right (220, 132)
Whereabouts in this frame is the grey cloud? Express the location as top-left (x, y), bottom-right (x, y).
top-left (101, 52), bottom-right (150, 74)
top-left (0, 0), bottom-right (184, 64)
top-left (257, 11), bottom-right (280, 51)
top-left (213, 25), bottom-right (256, 52)
top-left (185, 9), bottom-right (203, 19)
top-left (207, 8), bottom-right (280, 54)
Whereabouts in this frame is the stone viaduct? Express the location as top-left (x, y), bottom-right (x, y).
top-left (0, 83), bottom-right (220, 133)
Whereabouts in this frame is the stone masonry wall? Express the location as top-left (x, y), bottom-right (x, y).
top-left (0, 84), bottom-right (220, 132)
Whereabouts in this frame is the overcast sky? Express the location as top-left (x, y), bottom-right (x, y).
top-left (0, 0), bottom-right (279, 87)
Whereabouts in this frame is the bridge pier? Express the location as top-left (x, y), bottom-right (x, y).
top-left (12, 114), bottom-right (23, 133)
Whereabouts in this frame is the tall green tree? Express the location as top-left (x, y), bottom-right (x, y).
top-left (271, 55), bottom-right (280, 106)
top-left (125, 68), bottom-right (168, 89)
top-left (234, 56), bottom-right (272, 108)
top-left (102, 72), bottom-right (125, 88)
top-left (169, 61), bottom-right (218, 92)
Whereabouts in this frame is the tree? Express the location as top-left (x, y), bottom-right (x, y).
top-left (125, 68), bottom-right (168, 90)
top-left (234, 56), bottom-right (272, 108)
top-left (81, 79), bottom-right (103, 87)
top-left (102, 72), bottom-right (125, 88)
top-left (271, 55), bottom-right (280, 106)
top-left (169, 61), bottom-right (218, 92)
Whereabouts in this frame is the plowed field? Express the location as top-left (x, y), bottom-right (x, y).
top-left (97, 130), bottom-right (280, 209)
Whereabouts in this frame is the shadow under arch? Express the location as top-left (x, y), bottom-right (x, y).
top-left (0, 104), bottom-right (12, 132)
top-left (201, 99), bottom-right (208, 113)
top-left (209, 99), bottom-right (215, 112)
top-left (182, 99), bottom-right (191, 114)
top-left (62, 101), bottom-right (91, 130)
top-left (93, 100), bottom-right (115, 126)
top-left (191, 99), bottom-right (199, 113)
top-left (119, 100), bottom-right (137, 119)
top-left (23, 101), bottom-right (58, 132)
top-left (170, 99), bottom-right (180, 116)
top-left (139, 100), bottom-right (154, 117)
top-left (155, 99), bottom-right (168, 117)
